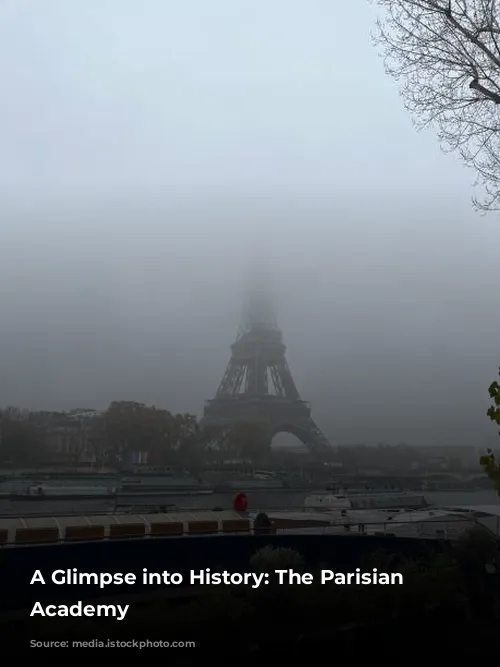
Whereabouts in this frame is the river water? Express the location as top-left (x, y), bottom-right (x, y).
top-left (0, 488), bottom-right (498, 517)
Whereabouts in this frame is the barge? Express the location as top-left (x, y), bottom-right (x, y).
top-left (1, 483), bottom-right (214, 501)
top-left (0, 504), bottom-right (492, 547)
top-left (304, 489), bottom-right (432, 511)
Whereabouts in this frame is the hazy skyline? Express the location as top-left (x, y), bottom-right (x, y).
top-left (0, 1), bottom-right (499, 447)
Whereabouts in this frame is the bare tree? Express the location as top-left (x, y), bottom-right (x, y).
top-left (372, 0), bottom-right (500, 210)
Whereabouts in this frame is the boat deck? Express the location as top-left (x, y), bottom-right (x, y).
top-left (0, 504), bottom-right (496, 546)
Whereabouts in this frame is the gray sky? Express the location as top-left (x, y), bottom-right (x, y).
top-left (0, 0), bottom-right (499, 447)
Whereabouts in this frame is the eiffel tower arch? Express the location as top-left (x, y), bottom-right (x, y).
top-left (201, 292), bottom-right (331, 452)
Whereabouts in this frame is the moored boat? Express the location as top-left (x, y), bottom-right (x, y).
top-left (10, 485), bottom-right (118, 500)
top-left (304, 489), bottom-right (432, 511)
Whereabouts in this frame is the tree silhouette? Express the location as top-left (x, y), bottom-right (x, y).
top-left (0, 409), bottom-right (47, 466)
top-left (372, 0), bottom-right (500, 210)
top-left (103, 401), bottom-right (199, 466)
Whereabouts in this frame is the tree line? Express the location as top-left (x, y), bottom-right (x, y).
top-left (0, 401), bottom-right (274, 468)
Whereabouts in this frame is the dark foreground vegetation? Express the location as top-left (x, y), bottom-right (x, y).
top-left (8, 527), bottom-right (500, 659)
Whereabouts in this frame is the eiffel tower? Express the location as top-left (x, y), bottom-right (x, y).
top-left (202, 290), bottom-right (331, 451)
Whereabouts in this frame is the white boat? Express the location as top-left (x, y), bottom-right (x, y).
top-left (304, 489), bottom-right (431, 511)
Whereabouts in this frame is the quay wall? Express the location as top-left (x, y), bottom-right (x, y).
top-left (0, 534), bottom-right (443, 612)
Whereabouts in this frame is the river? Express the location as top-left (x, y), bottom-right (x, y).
top-left (0, 488), bottom-right (498, 516)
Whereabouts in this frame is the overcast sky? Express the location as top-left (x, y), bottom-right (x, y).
top-left (0, 0), bottom-right (499, 447)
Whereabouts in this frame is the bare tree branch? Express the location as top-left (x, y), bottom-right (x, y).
top-left (372, 0), bottom-right (500, 210)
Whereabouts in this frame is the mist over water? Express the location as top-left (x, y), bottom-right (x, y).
top-left (0, 1), bottom-right (499, 447)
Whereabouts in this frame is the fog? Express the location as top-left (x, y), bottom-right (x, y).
top-left (0, 0), bottom-right (499, 447)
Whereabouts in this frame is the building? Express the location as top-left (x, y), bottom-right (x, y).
top-left (34, 409), bottom-right (105, 465)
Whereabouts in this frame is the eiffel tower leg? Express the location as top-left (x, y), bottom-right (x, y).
top-left (269, 417), bottom-right (330, 452)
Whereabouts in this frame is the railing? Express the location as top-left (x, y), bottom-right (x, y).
top-left (0, 504), bottom-right (180, 519)
top-left (0, 517), bottom-right (253, 547)
top-left (0, 503), bottom-right (427, 519)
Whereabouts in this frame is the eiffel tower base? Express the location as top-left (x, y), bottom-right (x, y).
top-left (202, 396), bottom-right (330, 452)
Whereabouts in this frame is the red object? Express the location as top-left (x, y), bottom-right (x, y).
top-left (233, 492), bottom-right (248, 512)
